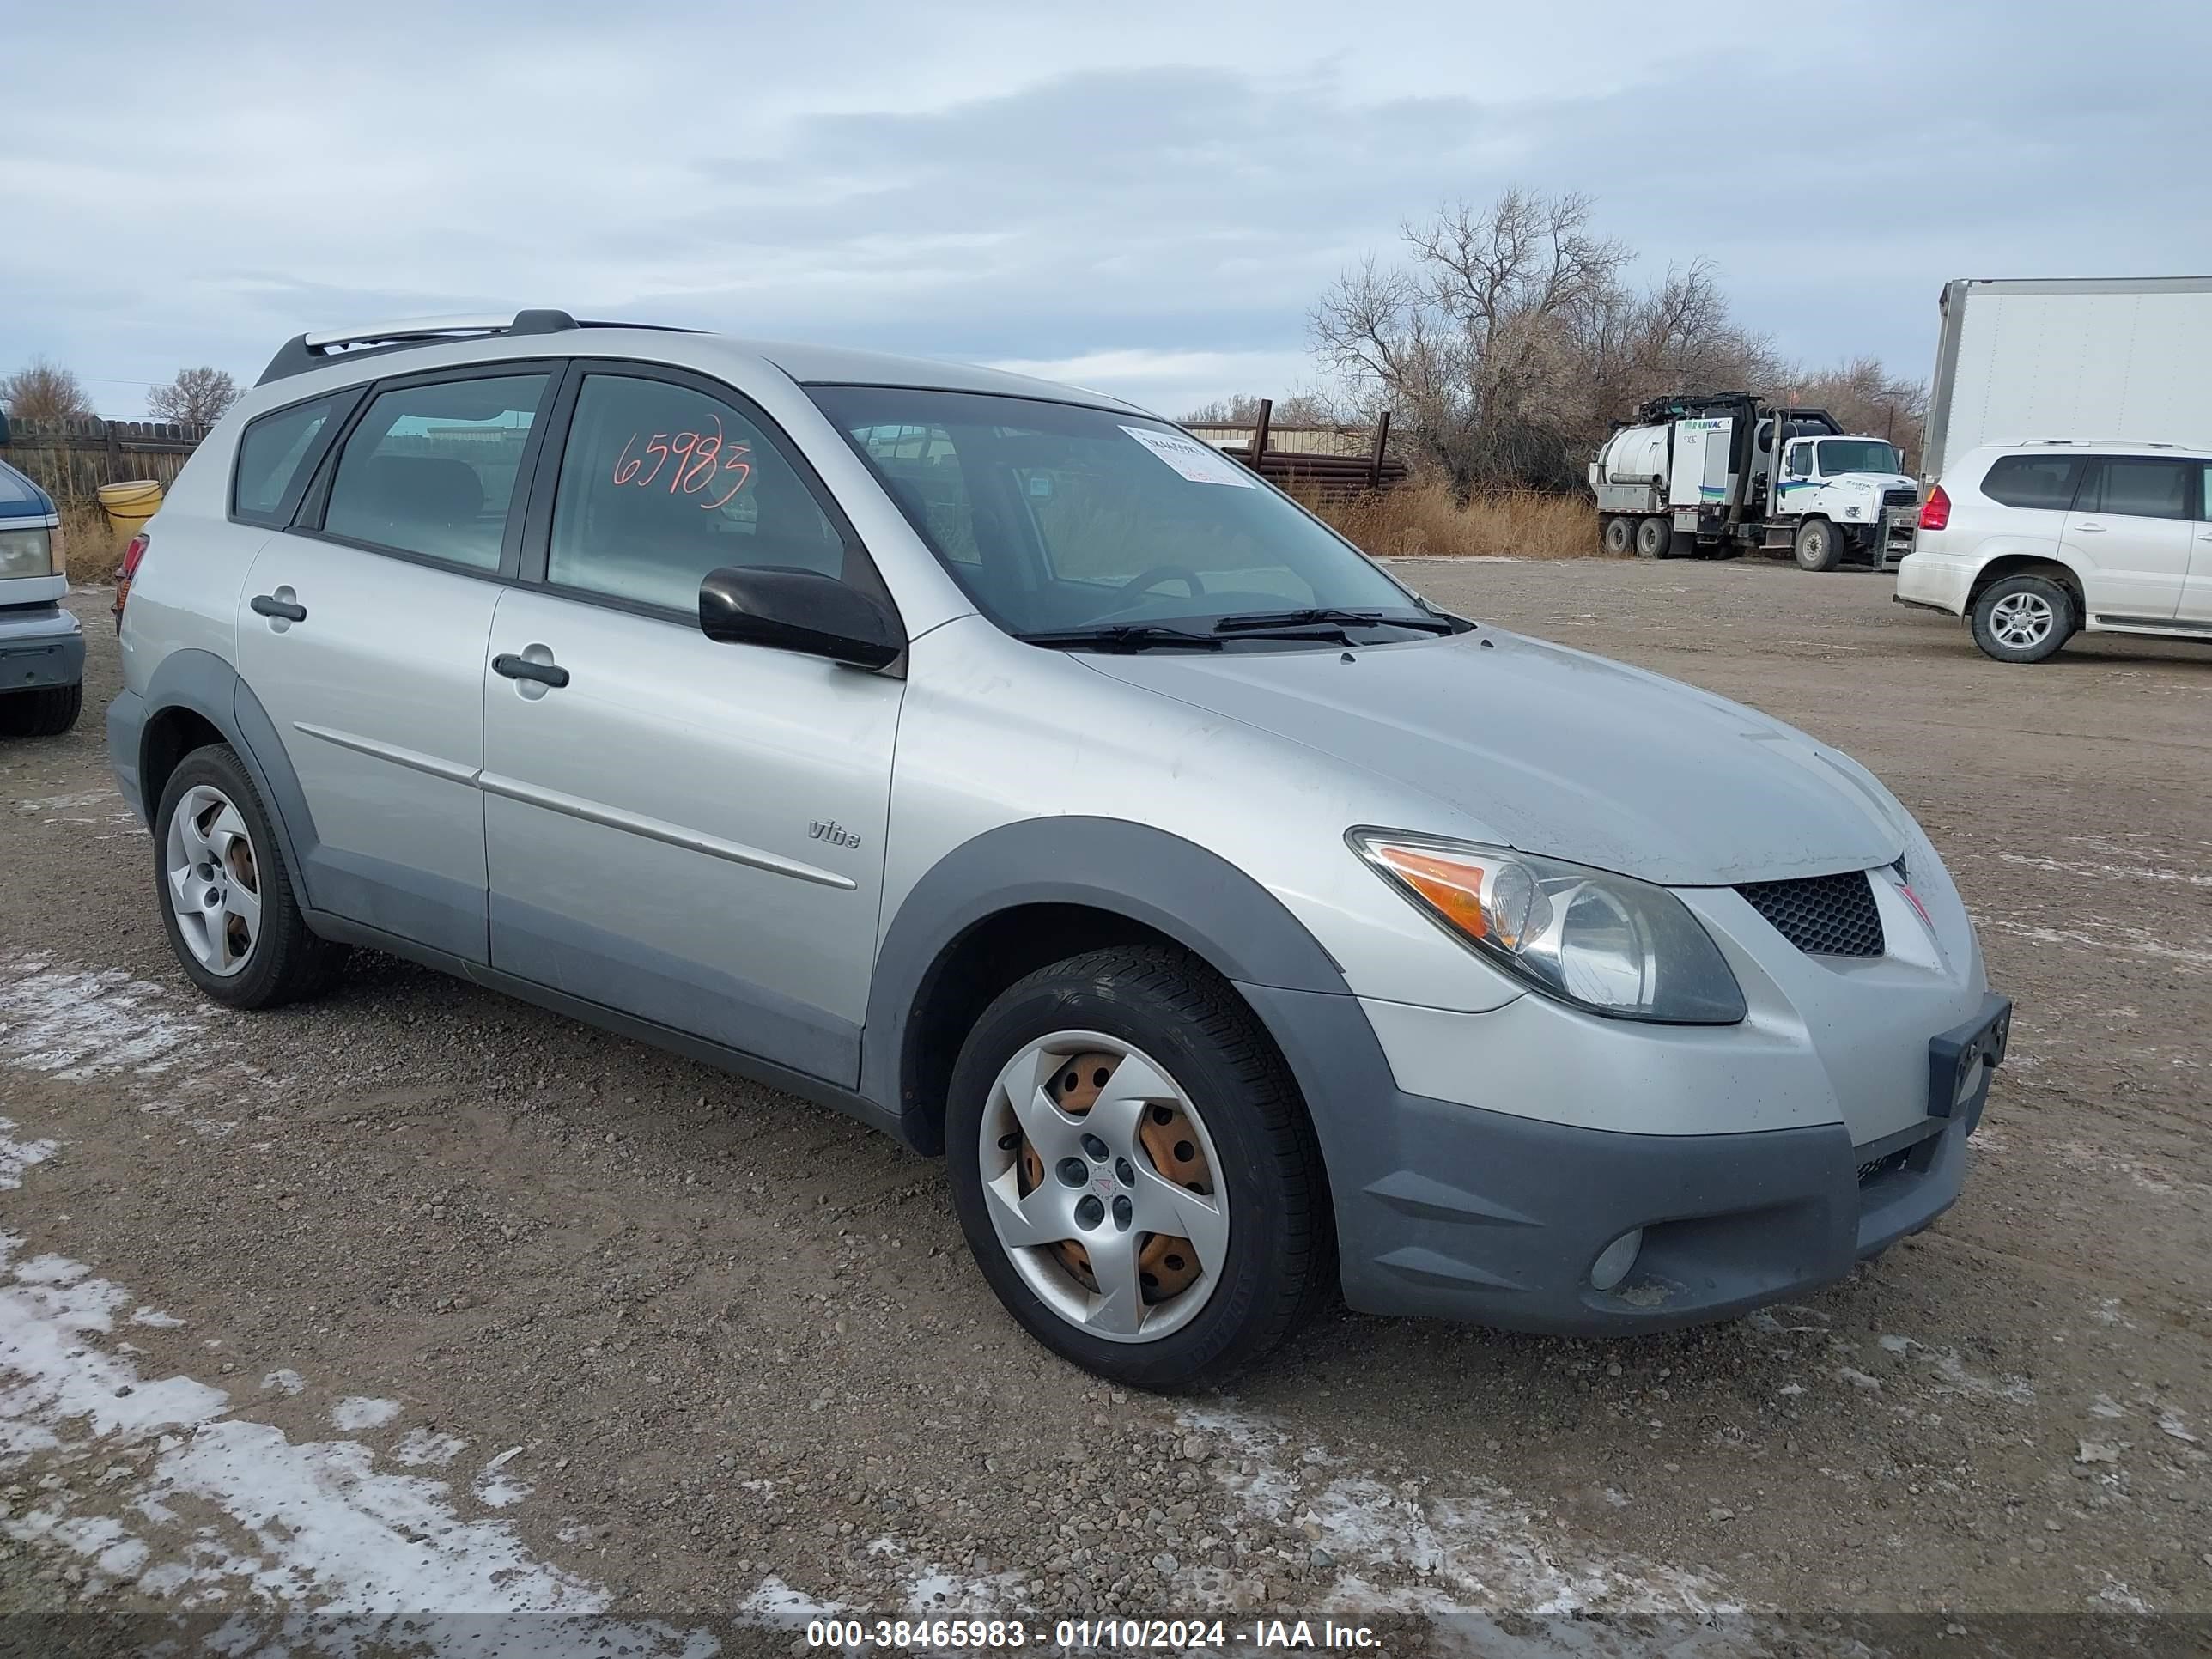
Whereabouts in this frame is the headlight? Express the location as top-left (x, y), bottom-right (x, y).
top-left (1349, 830), bottom-right (1747, 1024)
top-left (0, 526), bottom-right (52, 581)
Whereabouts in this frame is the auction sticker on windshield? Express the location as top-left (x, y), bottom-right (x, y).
top-left (1121, 425), bottom-right (1257, 488)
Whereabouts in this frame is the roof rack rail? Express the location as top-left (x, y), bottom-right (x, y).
top-left (256, 308), bottom-right (580, 386)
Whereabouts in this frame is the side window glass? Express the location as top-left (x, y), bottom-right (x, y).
top-left (234, 396), bottom-right (342, 524)
top-left (548, 375), bottom-right (848, 612)
top-left (323, 374), bottom-right (548, 569)
top-left (2202, 465), bottom-right (2212, 522)
top-left (2087, 458), bottom-right (2189, 521)
top-left (1784, 444), bottom-right (1812, 478)
top-left (1981, 454), bottom-right (2081, 511)
top-left (854, 423), bottom-right (980, 565)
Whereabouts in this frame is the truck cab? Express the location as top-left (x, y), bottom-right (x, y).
top-left (1770, 434), bottom-right (1921, 568)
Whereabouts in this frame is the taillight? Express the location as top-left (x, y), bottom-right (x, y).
top-left (114, 532), bottom-right (149, 629)
top-left (1918, 484), bottom-right (1950, 532)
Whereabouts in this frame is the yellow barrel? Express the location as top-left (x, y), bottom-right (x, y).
top-left (98, 479), bottom-right (164, 537)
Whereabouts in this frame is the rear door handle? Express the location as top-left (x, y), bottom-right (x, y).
top-left (250, 593), bottom-right (307, 622)
top-left (2073, 522), bottom-right (2106, 533)
top-left (493, 653), bottom-right (570, 689)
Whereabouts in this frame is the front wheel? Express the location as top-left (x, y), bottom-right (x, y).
top-left (1793, 517), bottom-right (1844, 572)
top-left (945, 946), bottom-right (1327, 1390)
top-left (1970, 574), bottom-right (2075, 664)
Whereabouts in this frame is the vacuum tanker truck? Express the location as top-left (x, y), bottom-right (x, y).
top-left (1589, 392), bottom-right (1921, 571)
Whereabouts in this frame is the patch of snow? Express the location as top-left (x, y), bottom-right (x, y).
top-left (0, 1119), bottom-right (58, 1190)
top-left (0, 1231), bottom-right (714, 1654)
top-left (16, 789), bottom-right (116, 815)
top-left (330, 1395), bottom-right (403, 1431)
top-left (1178, 1406), bottom-right (1736, 1620)
top-left (395, 1428), bottom-right (467, 1467)
top-left (473, 1444), bottom-right (532, 1508)
top-left (262, 1369), bottom-right (306, 1395)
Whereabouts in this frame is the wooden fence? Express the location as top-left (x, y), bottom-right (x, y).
top-left (1, 417), bottom-right (214, 503)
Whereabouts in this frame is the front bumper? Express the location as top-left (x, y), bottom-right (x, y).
top-left (0, 605), bottom-right (85, 693)
top-left (1244, 983), bottom-right (2005, 1335)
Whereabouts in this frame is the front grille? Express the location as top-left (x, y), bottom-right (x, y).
top-left (1736, 871), bottom-right (1886, 958)
top-left (1883, 487), bottom-right (1919, 508)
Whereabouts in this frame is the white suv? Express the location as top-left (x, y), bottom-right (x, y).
top-left (1896, 441), bottom-right (2212, 662)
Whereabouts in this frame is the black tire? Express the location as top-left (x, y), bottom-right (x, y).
top-left (1601, 516), bottom-right (1634, 556)
top-left (944, 945), bottom-right (1328, 1391)
top-left (1793, 517), bottom-right (1844, 572)
top-left (1633, 516), bottom-right (1671, 559)
top-left (0, 681), bottom-right (83, 738)
top-left (1969, 574), bottom-right (2075, 664)
top-left (152, 744), bottom-right (348, 1008)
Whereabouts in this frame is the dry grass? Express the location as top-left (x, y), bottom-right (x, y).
top-left (1312, 479), bottom-right (1595, 560)
top-left (58, 499), bottom-right (127, 585)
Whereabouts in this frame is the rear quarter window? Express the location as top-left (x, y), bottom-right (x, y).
top-left (232, 395), bottom-right (347, 526)
top-left (1978, 454), bottom-right (2082, 512)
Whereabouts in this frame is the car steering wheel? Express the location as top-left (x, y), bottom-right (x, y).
top-left (1115, 565), bottom-right (1206, 599)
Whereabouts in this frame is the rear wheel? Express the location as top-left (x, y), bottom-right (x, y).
top-left (154, 744), bottom-right (348, 1008)
top-left (945, 945), bottom-right (1326, 1390)
top-left (0, 682), bottom-right (82, 738)
top-left (1793, 517), bottom-right (1844, 572)
top-left (1601, 516), bottom-right (1634, 556)
top-left (1633, 516), bottom-right (1671, 559)
top-left (1970, 574), bottom-right (2075, 664)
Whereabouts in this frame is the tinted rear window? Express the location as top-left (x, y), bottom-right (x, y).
top-left (321, 374), bottom-right (548, 571)
top-left (233, 396), bottom-right (343, 524)
top-left (1979, 454), bottom-right (2081, 511)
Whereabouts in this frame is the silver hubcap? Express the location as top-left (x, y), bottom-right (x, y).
top-left (164, 785), bottom-right (262, 976)
top-left (978, 1032), bottom-right (1230, 1344)
top-left (1990, 592), bottom-right (2054, 648)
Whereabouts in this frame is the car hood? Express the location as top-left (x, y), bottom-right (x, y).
top-left (1827, 471), bottom-right (1918, 493)
top-left (1080, 628), bottom-right (1908, 886)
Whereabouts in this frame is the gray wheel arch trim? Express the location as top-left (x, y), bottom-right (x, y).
top-left (125, 649), bottom-right (322, 911)
top-left (863, 817), bottom-right (1358, 1149)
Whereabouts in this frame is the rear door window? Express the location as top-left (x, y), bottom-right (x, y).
top-left (321, 374), bottom-right (550, 570)
top-left (233, 394), bottom-right (349, 526)
top-left (544, 374), bottom-right (852, 614)
top-left (1979, 453), bottom-right (2082, 511)
top-left (2076, 457), bottom-right (2191, 521)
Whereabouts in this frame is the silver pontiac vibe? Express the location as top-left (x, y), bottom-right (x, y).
top-left (107, 310), bottom-right (2009, 1389)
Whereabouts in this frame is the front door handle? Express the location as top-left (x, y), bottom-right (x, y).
top-left (2073, 522), bottom-right (2106, 533)
top-left (250, 593), bottom-right (307, 622)
top-left (493, 653), bottom-right (570, 689)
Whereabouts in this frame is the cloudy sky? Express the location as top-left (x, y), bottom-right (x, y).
top-left (4, 0), bottom-right (2207, 418)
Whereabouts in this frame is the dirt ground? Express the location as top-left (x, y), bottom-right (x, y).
top-left (2, 559), bottom-right (2207, 1657)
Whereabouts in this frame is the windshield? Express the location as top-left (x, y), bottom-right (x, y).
top-left (1816, 440), bottom-right (1901, 476)
top-left (806, 386), bottom-right (1431, 641)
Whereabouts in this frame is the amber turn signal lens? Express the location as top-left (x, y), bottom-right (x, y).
top-left (1369, 845), bottom-right (1490, 940)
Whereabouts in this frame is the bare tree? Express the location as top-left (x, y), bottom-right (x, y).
top-left (1790, 356), bottom-right (1928, 468)
top-left (1311, 188), bottom-right (1922, 493)
top-left (1312, 191), bottom-right (1633, 489)
top-left (1182, 389), bottom-right (1343, 425)
top-left (1, 358), bottom-right (94, 422)
top-left (148, 366), bottom-right (241, 426)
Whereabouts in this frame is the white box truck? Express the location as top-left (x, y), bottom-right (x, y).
top-left (1590, 393), bottom-right (1920, 572)
top-left (1922, 276), bottom-right (2212, 483)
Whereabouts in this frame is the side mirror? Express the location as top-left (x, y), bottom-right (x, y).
top-left (699, 565), bottom-right (903, 670)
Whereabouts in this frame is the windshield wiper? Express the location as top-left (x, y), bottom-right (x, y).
top-left (1212, 607), bottom-right (1457, 635)
top-left (1015, 624), bottom-right (1224, 653)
